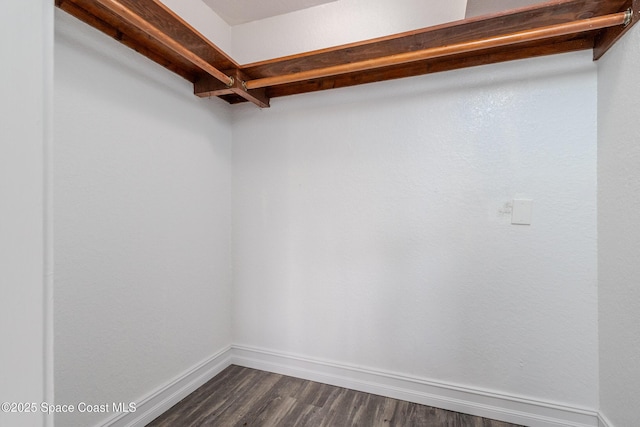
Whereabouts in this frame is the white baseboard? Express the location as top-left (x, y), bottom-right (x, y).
top-left (230, 344), bottom-right (600, 427)
top-left (97, 344), bottom-right (601, 427)
top-left (100, 346), bottom-right (233, 427)
top-left (598, 413), bottom-right (613, 427)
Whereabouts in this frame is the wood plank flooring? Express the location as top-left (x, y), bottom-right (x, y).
top-left (147, 365), bottom-right (524, 427)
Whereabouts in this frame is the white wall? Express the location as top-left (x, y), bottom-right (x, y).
top-left (54, 11), bottom-right (233, 427)
top-left (0, 1), bottom-right (52, 427)
top-left (232, 51), bottom-right (599, 409)
top-left (598, 24), bottom-right (640, 427)
top-left (232, 0), bottom-right (468, 64)
top-left (47, 2), bottom-right (640, 424)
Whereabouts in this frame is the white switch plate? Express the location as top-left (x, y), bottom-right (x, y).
top-left (512, 199), bottom-right (533, 225)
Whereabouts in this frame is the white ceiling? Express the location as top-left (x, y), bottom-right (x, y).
top-left (203, 0), bottom-right (340, 25)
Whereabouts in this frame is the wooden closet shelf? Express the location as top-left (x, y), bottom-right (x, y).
top-left (56, 0), bottom-right (638, 108)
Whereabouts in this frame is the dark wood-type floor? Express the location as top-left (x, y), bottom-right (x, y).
top-left (147, 365), bottom-right (524, 427)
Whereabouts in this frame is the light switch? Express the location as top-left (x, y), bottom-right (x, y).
top-left (512, 199), bottom-right (533, 225)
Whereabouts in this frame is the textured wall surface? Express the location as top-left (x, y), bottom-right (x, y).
top-left (50, 1), bottom-right (640, 422)
top-left (0, 1), bottom-right (51, 426)
top-left (54, 11), bottom-right (233, 427)
top-left (232, 51), bottom-right (599, 409)
top-left (598, 23), bottom-right (640, 427)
